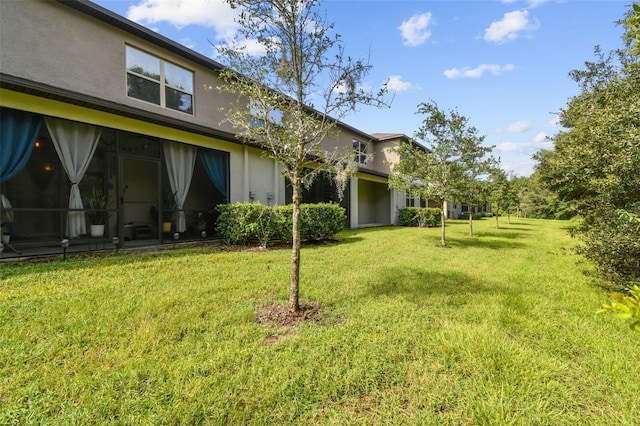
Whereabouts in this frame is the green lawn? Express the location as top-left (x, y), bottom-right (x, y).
top-left (1, 218), bottom-right (638, 425)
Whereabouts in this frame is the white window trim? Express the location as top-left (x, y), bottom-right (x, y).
top-left (126, 45), bottom-right (194, 115)
top-left (353, 139), bottom-right (367, 165)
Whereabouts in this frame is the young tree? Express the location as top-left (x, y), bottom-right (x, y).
top-left (457, 156), bottom-right (496, 237)
top-left (216, 0), bottom-right (387, 313)
top-left (388, 100), bottom-right (491, 246)
top-left (510, 176), bottom-right (529, 219)
top-left (487, 168), bottom-right (518, 229)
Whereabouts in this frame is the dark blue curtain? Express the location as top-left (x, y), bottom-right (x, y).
top-left (199, 148), bottom-right (228, 201)
top-left (1, 108), bottom-right (42, 183)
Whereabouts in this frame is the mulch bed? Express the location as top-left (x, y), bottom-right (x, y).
top-left (256, 300), bottom-right (324, 327)
top-left (256, 300), bottom-right (326, 345)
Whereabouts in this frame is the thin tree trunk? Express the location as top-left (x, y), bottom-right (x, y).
top-left (495, 204), bottom-right (500, 229)
top-left (469, 213), bottom-right (473, 237)
top-left (440, 199), bottom-right (447, 246)
top-left (289, 173), bottom-right (301, 313)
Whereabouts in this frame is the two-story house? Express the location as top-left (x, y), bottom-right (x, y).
top-left (0, 0), bottom-right (415, 257)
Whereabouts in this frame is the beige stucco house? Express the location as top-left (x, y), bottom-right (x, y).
top-left (0, 0), bottom-right (416, 257)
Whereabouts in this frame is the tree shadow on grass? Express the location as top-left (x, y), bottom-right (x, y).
top-left (340, 225), bottom-right (396, 235)
top-left (446, 235), bottom-right (527, 250)
top-left (363, 266), bottom-right (537, 319)
top-left (445, 229), bottom-right (529, 250)
top-left (367, 267), bottom-right (489, 300)
top-left (493, 226), bottom-right (534, 232)
top-left (0, 246), bottom-right (215, 280)
top-left (0, 240), bottom-right (267, 279)
top-left (0, 235), bottom-right (364, 279)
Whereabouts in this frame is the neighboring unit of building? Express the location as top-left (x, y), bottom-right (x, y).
top-left (0, 0), bottom-right (421, 258)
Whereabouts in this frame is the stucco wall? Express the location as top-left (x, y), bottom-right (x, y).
top-left (369, 140), bottom-right (399, 175)
top-left (0, 0), bottom-right (236, 135)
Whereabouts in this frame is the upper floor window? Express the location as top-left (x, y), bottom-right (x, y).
top-left (353, 139), bottom-right (367, 165)
top-left (126, 45), bottom-right (194, 115)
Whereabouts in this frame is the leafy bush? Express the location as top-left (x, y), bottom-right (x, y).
top-left (215, 203), bottom-right (282, 246)
top-left (274, 203), bottom-right (346, 242)
top-left (576, 207), bottom-right (640, 291)
top-left (458, 213), bottom-right (483, 221)
top-left (216, 202), bottom-right (345, 245)
top-left (398, 207), bottom-right (441, 227)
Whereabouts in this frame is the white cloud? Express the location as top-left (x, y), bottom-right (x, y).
top-left (495, 132), bottom-right (553, 155)
top-left (127, 0), bottom-right (239, 40)
top-left (526, 0), bottom-right (549, 8)
top-left (236, 38), bottom-right (269, 56)
top-left (495, 142), bottom-right (525, 153)
top-left (444, 63), bottom-right (514, 79)
top-left (501, 0), bottom-right (548, 7)
top-left (534, 132), bottom-right (554, 149)
top-left (386, 75), bottom-right (417, 92)
top-left (397, 13), bottom-right (433, 47)
top-left (498, 120), bottom-right (531, 133)
top-left (483, 10), bottom-right (539, 43)
top-left (533, 132), bottom-right (548, 143)
top-left (493, 130), bottom-right (554, 176)
top-left (500, 158), bottom-right (535, 177)
top-left (547, 116), bottom-right (560, 127)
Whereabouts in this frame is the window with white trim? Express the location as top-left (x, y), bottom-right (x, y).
top-left (353, 139), bottom-right (367, 165)
top-left (126, 45), bottom-right (194, 115)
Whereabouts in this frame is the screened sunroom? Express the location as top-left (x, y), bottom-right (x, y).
top-left (0, 108), bottom-right (229, 258)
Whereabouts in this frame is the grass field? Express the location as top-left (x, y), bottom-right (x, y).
top-left (1, 218), bottom-right (638, 425)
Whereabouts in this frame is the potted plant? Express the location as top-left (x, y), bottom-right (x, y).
top-left (163, 191), bottom-right (177, 233)
top-left (196, 211), bottom-right (208, 231)
top-left (86, 185), bottom-right (111, 237)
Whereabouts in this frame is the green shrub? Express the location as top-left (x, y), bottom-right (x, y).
top-left (398, 207), bottom-right (441, 227)
top-left (576, 207), bottom-right (640, 291)
top-left (458, 213), bottom-right (484, 221)
top-left (215, 202), bottom-right (282, 246)
top-left (304, 203), bottom-right (345, 240)
top-left (216, 202), bottom-right (345, 245)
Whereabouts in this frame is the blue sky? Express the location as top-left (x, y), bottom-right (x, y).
top-left (93, 0), bottom-right (628, 176)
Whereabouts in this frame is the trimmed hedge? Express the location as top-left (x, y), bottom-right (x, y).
top-left (216, 202), bottom-right (345, 245)
top-left (398, 207), bottom-right (441, 227)
top-left (458, 213), bottom-right (484, 220)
